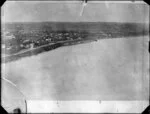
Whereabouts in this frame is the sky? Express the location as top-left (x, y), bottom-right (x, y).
top-left (1, 1), bottom-right (149, 23)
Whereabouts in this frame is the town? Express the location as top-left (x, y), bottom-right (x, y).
top-left (2, 30), bottom-right (88, 55)
top-left (1, 22), bottom-right (148, 63)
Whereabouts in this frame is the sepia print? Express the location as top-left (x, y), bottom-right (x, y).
top-left (1, 0), bottom-right (149, 113)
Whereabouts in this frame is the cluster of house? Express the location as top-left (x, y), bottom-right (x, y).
top-left (20, 31), bottom-right (84, 48)
top-left (3, 31), bottom-right (16, 39)
top-left (20, 40), bottom-right (34, 49)
top-left (2, 31), bottom-right (86, 54)
top-left (2, 31), bottom-right (16, 51)
top-left (2, 31), bottom-right (34, 53)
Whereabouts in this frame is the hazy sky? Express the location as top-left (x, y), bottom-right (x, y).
top-left (1, 1), bottom-right (149, 23)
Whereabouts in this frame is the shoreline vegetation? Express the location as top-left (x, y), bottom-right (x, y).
top-left (2, 22), bottom-right (149, 63)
